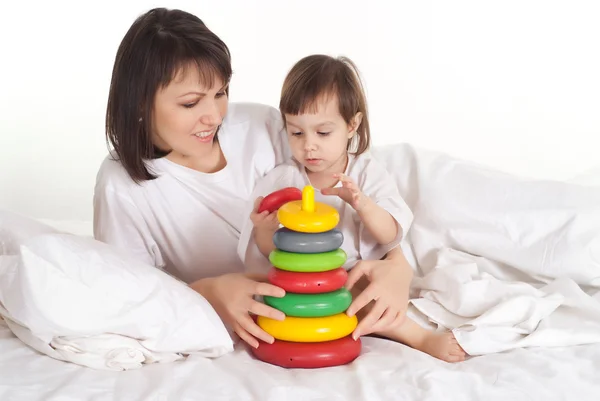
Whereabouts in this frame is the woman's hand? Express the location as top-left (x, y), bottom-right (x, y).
top-left (345, 253), bottom-right (413, 339)
top-left (190, 273), bottom-right (285, 348)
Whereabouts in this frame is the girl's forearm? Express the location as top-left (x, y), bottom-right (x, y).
top-left (358, 197), bottom-right (399, 245)
top-left (254, 228), bottom-right (276, 258)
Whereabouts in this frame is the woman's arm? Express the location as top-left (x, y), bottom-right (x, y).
top-left (93, 182), bottom-right (164, 268)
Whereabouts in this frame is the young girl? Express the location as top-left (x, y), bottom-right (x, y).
top-left (238, 55), bottom-right (466, 362)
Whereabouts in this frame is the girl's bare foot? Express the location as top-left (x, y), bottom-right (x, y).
top-left (418, 331), bottom-right (466, 362)
top-left (379, 318), bottom-right (467, 363)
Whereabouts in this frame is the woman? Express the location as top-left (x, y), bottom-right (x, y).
top-left (93, 8), bottom-right (290, 348)
top-left (94, 7), bottom-right (413, 350)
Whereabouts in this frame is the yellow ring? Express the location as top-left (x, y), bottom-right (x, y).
top-left (277, 200), bottom-right (339, 233)
top-left (257, 313), bottom-right (358, 342)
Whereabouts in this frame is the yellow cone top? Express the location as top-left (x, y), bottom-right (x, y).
top-left (301, 185), bottom-right (315, 212)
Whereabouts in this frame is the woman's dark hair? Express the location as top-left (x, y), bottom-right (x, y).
top-left (279, 55), bottom-right (370, 155)
top-left (105, 8), bottom-right (232, 182)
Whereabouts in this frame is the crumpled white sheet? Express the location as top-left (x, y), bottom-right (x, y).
top-left (0, 211), bottom-right (234, 370)
top-left (410, 248), bottom-right (600, 355)
top-left (3, 312), bottom-right (600, 401)
top-left (373, 144), bottom-right (600, 355)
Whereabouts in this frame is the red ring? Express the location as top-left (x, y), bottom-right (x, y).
top-left (268, 267), bottom-right (348, 294)
top-left (258, 187), bottom-right (303, 213)
top-left (251, 335), bottom-right (361, 368)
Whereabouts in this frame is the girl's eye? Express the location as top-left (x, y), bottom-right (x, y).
top-left (216, 91), bottom-right (227, 98)
top-left (291, 132), bottom-right (303, 136)
top-left (182, 102), bottom-right (197, 109)
top-left (317, 132), bottom-right (330, 136)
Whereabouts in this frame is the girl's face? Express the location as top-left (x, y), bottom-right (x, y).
top-left (285, 95), bottom-right (360, 177)
top-left (152, 65), bottom-right (228, 162)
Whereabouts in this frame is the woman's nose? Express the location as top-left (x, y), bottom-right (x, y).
top-left (200, 100), bottom-right (222, 126)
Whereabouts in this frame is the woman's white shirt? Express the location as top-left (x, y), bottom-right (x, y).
top-left (93, 102), bottom-right (290, 283)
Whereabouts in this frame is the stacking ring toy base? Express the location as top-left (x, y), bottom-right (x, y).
top-left (268, 267), bottom-right (348, 293)
top-left (269, 249), bottom-right (347, 272)
top-left (278, 200), bottom-right (339, 233)
top-left (251, 335), bottom-right (362, 368)
top-left (257, 313), bottom-right (358, 342)
top-left (264, 288), bottom-right (352, 317)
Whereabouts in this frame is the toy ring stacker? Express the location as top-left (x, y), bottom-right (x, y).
top-left (254, 184), bottom-right (362, 369)
top-left (277, 186), bottom-right (339, 233)
top-left (257, 313), bottom-right (358, 342)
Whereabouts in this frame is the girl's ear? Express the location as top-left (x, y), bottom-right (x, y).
top-left (348, 112), bottom-right (363, 138)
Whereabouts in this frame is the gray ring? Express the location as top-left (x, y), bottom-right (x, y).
top-left (273, 228), bottom-right (344, 254)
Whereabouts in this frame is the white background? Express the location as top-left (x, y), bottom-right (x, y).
top-left (1, 0), bottom-right (599, 228)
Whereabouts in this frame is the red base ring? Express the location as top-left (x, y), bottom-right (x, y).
top-left (251, 335), bottom-right (361, 369)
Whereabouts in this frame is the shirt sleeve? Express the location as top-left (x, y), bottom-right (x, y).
top-left (237, 165), bottom-right (296, 274)
top-left (93, 182), bottom-right (165, 269)
top-left (357, 156), bottom-right (414, 261)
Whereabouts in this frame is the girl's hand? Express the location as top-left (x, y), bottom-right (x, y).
top-left (345, 258), bottom-right (412, 339)
top-left (250, 196), bottom-right (280, 232)
top-left (191, 273), bottom-right (286, 348)
top-left (321, 174), bottom-right (367, 211)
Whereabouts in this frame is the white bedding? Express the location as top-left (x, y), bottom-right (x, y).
top-left (2, 318), bottom-right (600, 400)
top-left (1, 143), bottom-right (600, 400)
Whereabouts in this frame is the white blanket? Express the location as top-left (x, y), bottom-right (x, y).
top-left (373, 144), bottom-right (600, 355)
top-left (3, 315), bottom-right (599, 401)
top-left (410, 248), bottom-right (600, 355)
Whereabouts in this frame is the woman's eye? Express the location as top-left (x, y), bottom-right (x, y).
top-left (182, 102), bottom-right (197, 109)
top-left (291, 132), bottom-right (303, 136)
top-left (317, 132), bottom-right (330, 136)
top-left (216, 91), bottom-right (227, 98)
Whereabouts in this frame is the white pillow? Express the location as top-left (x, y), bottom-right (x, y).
top-left (0, 210), bottom-right (59, 255)
top-left (0, 211), bottom-right (233, 369)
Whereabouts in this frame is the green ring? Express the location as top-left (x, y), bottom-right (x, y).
top-left (269, 249), bottom-right (347, 272)
top-left (264, 288), bottom-right (352, 317)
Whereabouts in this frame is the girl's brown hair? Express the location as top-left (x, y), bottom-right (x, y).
top-left (105, 8), bottom-right (232, 182)
top-left (279, 55), bottom-right (370, 155)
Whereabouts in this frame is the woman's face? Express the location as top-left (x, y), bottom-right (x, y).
top-left (152, 65), bottom-right (228, 161)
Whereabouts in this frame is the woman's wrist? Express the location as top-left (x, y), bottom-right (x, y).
top-left (385, 247), bottom-right (414, 276)
top-left (189, 276), bottom-right (216, 298)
